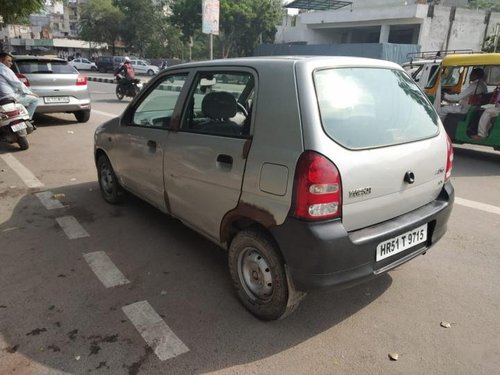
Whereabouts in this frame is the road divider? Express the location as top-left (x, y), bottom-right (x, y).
top-left (83, 251), bottom-right (130, 288)
top-left (122, 301), bottom-right (190, 361)
top-left (36, 191), bottom-right (64, 210)
top-left (56, 216), bottom-right (90, 239)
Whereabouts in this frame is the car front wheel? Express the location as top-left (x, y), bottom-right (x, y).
top-left (228, 228), bottom-right (305, 320)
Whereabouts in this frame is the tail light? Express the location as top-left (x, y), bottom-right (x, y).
top-left (76, 74), bottom-right (87, 86)
top-left (16, 74), bottom-right (30, 87)
top-left (291, 151), bottom-right (342, 221)
top-left (445, 134), bottom-right (453, 182)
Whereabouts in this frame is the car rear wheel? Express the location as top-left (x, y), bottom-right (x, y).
top-left (74, 110), bottom-right (90, 123)
top-left (97, 155), bottom-right (125, 204)
top-left (228, 228), bottom-right (305, 320)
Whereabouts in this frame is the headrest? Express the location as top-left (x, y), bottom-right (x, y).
top-left (202, 91), bottom-right (237, 119)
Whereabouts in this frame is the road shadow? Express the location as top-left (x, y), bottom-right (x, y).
top-left (0, 182), bottom-right (392, 374)
top-left (452, 145), bottom-right (500, 178)
top-left (0, 141), bottom-right (25, 154)
top-left (33, 113), bottom-right (80, 127)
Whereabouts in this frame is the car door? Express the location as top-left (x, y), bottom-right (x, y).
top-left (110, 72), bottom-right (189, 211)
top-left (164, 69), bottom-right (255, 242)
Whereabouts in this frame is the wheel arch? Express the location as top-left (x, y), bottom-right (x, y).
top-left (221, 203), bottom-right (284, 259)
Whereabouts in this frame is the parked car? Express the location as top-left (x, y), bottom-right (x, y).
top-left (94, 56), bottom-right (454, 320)
top-left (96, 55), bottom-right (124, 73)
top-left (69, 57), bottom-right (97, 71)
top-left (12, 55), bottom-right (91, 122)
top-left (130, 59), bottom-right (159, 75)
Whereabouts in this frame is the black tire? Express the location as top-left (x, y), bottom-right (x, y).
top-left (17, 135), bottom-right (29, 150)
top-left (147, 69), bottom-right (154, 76)
top-left (228, 228), bottom-right (305, 320)
top-left (97, 155), bottom-right (125, 204)
top-left (91, 66), bottom-right (97, 71)
top-left (74, 110), bottom-right (91, 123)
top-left (116, 85), bottom-right (124, 100)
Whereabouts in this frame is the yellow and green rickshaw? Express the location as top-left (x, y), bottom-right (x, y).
top-left (425, 53), bottom-right (500, 151)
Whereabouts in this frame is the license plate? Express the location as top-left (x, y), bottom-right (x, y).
top-left (11, 122), bottom-right (27, 132)
top-left (376, 224), bottom-right (427, 262)
top-left (44, 96), bottom-right (70, 104)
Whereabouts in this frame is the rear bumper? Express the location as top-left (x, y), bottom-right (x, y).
top-left (270, 182), bottom-right (454, 291)
top-left (35, 98), bottom-right (91, 114)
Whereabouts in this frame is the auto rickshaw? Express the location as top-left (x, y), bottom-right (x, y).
top-left (425, 53), bottom-right (500, 151)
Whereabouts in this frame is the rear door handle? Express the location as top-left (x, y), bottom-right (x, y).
top-left (217, 154), bottom-right (233, 165)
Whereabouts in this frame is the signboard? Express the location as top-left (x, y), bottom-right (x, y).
top-left (202, 0), bottom-right (219, 35)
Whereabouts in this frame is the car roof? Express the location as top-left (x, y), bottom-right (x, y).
top-left (170, 55), bottom-right (401, 70)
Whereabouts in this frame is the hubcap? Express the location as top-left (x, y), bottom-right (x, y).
top-left (238, 248), bottom-right (273, 301)
top-left (100, 165), bottom-right (114, 195)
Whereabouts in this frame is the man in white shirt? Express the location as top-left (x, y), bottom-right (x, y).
top-left (439, 67), bottom-right (488, 119)
top-left (0, 51), bottom-right (38, 120)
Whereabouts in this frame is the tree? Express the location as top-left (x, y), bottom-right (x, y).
top-left (469, 0), bottom-right (500, 10)
top-left (79, 0), bottom-right (125, 56)
top-left (0, 0), bottom-right (45, 24)
top-left (170, 0), bottom-right (283, 59)
top-left (114, 0), bottom-right (175, 58)
top-left (219, 0), bottom-right (283, 58)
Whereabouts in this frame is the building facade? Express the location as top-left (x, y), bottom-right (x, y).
top-left (0, 0), bottom-right (108, 59)
top-left (277, 0), bottom-right (500, 56)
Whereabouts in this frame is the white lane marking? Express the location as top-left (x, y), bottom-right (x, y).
top-left (83, 251), bottom-right (130, 288)
top-left (0, 154), bottom-right (44, 188)
top-left (35, 191), bottom-right (64, 210)
top-left (92, 109), bottom-right (118, 118)
top-left (122, 301), bottom-right (189, 361)
top-left (455, 197), bottom-right (500, 216)
top-left (55, 216), bottom-right (89, 239)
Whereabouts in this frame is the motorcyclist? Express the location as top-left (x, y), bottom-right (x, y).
top-left (115, 56), bottom-right (135, 87)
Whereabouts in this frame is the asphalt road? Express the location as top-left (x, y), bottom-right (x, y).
top-left (0, 79), bottom-right (499, 374)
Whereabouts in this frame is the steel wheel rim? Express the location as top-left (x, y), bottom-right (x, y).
top-left (237, 247), bottom-right (273, 301)
top-left (100, 164), bottom-right (114, 195)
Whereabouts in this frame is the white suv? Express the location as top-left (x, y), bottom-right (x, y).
top-left (94, 56), bottom-right (454, 320)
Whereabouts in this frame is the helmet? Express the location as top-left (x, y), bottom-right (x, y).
top-left (124, 56), bottom-right (130, 63)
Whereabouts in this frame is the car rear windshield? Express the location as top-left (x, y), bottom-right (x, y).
top-left (15, 60), bottom-right (76, 74)
top-left (314, 67), bottom-right (439, 149)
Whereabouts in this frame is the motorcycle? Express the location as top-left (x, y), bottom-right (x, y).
top-left (0, 96), bottom-right (34, 150)
top-left (115, 74), bottom-right (143, 100)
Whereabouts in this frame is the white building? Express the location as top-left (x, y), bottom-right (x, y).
top-left (277, 0), bottom-right (500, 53)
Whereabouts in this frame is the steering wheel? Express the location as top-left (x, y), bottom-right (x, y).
top-left (237, 102), bottom-right (248, 117)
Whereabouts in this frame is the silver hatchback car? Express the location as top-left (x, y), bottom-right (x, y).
top-left (94, 56), bottom-right (454, 320)
top-left (12, 55), bottom-right (91, 122)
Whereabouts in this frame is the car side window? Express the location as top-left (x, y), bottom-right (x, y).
top-left (181, 71), bottom-right (254, 137)
top-left (132, 74), bottom-right (188, 129)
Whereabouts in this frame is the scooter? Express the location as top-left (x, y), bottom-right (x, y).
top-left (0, 96), bottom-right (34, 150)
top-left (115, 74), bottom-right (143, 100)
